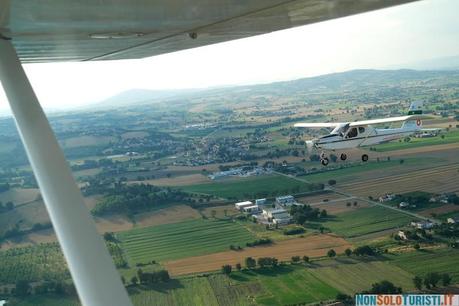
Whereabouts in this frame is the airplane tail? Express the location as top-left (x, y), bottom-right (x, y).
top-left (403, 100), bottom-right (423, 129)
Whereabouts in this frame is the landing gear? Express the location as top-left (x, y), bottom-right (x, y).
top-left (361, 154), bottom-right (369, 162)
top-left (321, 157), bottom-right (329, 166)
top-left (340, 153), bottom-right (347, 161)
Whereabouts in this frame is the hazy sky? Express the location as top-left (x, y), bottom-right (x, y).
top-left (1, 0), bottom-right (459, 113)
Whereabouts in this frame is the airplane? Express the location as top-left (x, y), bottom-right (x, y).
top-left (294, 101), bottom-right (436, 166)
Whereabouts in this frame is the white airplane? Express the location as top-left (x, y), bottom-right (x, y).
top-left (294, 101), bottom-right (435, 165)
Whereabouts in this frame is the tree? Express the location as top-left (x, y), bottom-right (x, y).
top-left (320, 209), bottom-right (327, 218)
top-left (131, 276), bottom-right (138, 285)
top-left (328, 179), bottom-right (337, 186)
top-left (291, 256), bottom-right (300, 263)
top-left (442, 273), bottom-right (452, 287)
top-left (413, 276), bottom-right (423, 291)
top-left (369, 280), bottom-right (402, 294)
top-left (15, 280), bottom-right (31, 296)
top-left (236, 263), bottom-right (242, 271)
top-left (336, 293), bottom-right (353, 306)
top-left (344, 248), bottom-right (352, 256)
top-left (327, 249), bottom-right (336, 257)
top-left (424, 272), bottom-right (441, 288)
top-left (245, 257), bottom-right (256, 269)
top-left (302, 255), bottom-right (309, 263)
top-left (222, 265), bottom-right (232, 275)
top-left (413, 243), bottom-right (420, 250)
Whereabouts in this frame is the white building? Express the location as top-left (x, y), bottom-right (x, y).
top-left (235, 201), bottom-right (253, 210)
top-left (399, 202), bottom-right (409, 208)
top-left (411, 221), bottom-right (434, 230)
top-left (255, 198), bottom-right (267, 205)
top-left (447, 217), bottom-right (458, 224)
top-left (276, 195), bottom-right (295, 207)
top-left (398, 230), bottom-right (408, 240)
top-left (263, 208), bottom-right (291, 225)
top-left (379, 194), bottom-right (396, 202)
top-left (242, 205), bottom-right (260, 213)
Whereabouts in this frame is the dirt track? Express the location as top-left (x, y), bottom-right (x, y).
top-left (164, 234), bottom-right (352, 276)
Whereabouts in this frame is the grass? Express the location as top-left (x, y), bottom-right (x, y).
top-left (180, 174), bottom-right (318, 199)
top-left (319, 206), bottom-right (413, 238)
top-left (374, 130), bottom-right (459, 152)
top-left (231, 265), bottom-right (339, 305)
top-left (11, 295), bottom-right (80, 306)
top-left (386, 248), bottom-right (459, 282)
top-left (299, 160), bottom-right (406, 183)
top-left (309, 258), bottom-right (414, 294)
top-left (118, 219), bottom-right (256, 264)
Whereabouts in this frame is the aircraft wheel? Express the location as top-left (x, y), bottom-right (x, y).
top-left (340, 153), bottom-right (347, 161)
top-left (321, 157), bottom-right (329, 166)
top-left (361, 154), bottom-right (369, 162)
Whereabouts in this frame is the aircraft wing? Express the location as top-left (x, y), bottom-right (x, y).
top-left (294, 122), bottom-right (342, 128)
top-left (0, 0), bottom-right (419, 63)
top-left (348, 115), bottom-right (430, 127)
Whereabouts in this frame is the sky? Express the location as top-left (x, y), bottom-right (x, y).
top-left (1, 0), bottom-right (459, 113)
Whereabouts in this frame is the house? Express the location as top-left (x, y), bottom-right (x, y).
top-left (379, 194), bottom-right (396, 202)
top-left (398, 230), bottom-right (408, 240)
top-left (235, 201), bottom-right (253, 210)
top-left (411, 220), bottom-right (434, 230)
top-left (447, 217), bottom-right (458, 224)
top-left (276, 195), bottom-right (295, 207)
top-left (399, 202), bottom-right (409, 208)
top-left (255, 198), bottom-right (267, 205)
top-left (262, 208), bottom-right (291, 225)
top-left (0, 300), bottom-right (6, 306)
top-left (242, 205), bottom-right (260, 214)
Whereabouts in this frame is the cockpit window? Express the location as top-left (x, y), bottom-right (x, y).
top-left (346, 127), bottom-right (358, 138)
top-left (358, 127), bottom-right (365, 133)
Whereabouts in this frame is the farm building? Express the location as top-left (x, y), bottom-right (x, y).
top-left (242, 205), bottom-right (260, 213)
top-left (235, 201), bottom-right (253, 210)
top-left (255, 198), bottom-right (267, 205)
top-left (379, 194), bottom-right (395, 202)
top-left (399, 202), bottom-right (409, 208)
top-left (262, 208), bottom-right (292, 225)
top-left (276, 195), bottom-right (295, 207)
top-left (447, 217), bottom-right (459, 224)
top-left (398, 230), bottom-right (408, 240)
top-left (411, 221), bottom-right (434, 230)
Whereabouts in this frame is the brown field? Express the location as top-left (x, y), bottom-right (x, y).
top-left (94, 214), bottom-right (134, 233)
top-left (61, 135), bottom-right (115, 148)
top-left (134, 205), bottom-right (201, 227)
top-left (309, 199), bottom-right (370, 214)
top-left (201, 204), bottom-right (240, 219)
top-left (133, 174), bottom-right (211, 186)
top-left (164, 234), bottom-right (352, 276)
top-left (296, 193), bottom-right (344, 205)
top-left (340, 163), bottom-right (459, 197)
top-left (419, 204), bottom-right (459, 217)
top-left (0, 188), bottom-right (40, 205)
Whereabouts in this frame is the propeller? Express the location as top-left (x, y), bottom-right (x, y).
top-left (305, 139), bottom-right (317, 155)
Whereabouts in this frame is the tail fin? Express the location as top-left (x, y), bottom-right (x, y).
top-left (403, 100), bottom-right (423, 129)
top-left (407, 100), bottom-right (423, 115)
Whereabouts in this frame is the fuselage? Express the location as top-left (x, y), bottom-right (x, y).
top-left (316, 124), bottom-right (419, 150)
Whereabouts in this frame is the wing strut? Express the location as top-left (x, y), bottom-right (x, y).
top-left (0, 39), bottom-right (132, 306)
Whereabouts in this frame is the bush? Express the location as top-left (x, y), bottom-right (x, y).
top-left (283, 227), bottom-right (305, 235)
top-left (291, 256), bottom-right (301, 263)
top-left (222, 265), bottom-right (232, 275)
top-left (353, 245), bottom-right (376, 256)
top-left (327, 249), bottom-right (336, 257)
top-left (246, 238), bottom-right (272, 247)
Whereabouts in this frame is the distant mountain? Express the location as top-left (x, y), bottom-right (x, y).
top-left (386, 55), bottom-right (459, 71)
top-left (91, 69), bottom-right (459, 109)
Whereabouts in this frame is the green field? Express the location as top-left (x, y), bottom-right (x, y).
top-left (180, 174), bottom-right (318, 199)
top-left (118, 219), bottom-right (256, 264)
top-left (387, 248), bottom-right (459, 282)
top-left (0, 243), bottom-right (70, 284)
top-left (320, 206), bottom-right (413, 238)
top-left (309, 259), bottom-right (414, 294)
top-left (374, 130), bottom-right (459, 152)
top-left (232, 266), bottom-right (339, 305)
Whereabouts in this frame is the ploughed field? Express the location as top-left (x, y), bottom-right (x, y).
top-left (118, 219), bottom-right (256, 265)
top-left (164, 234), bottom-right (352, 276)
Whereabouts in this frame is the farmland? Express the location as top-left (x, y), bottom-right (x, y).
top-left (0, 243), bottom-right (69, 284)
top-left (320, 206), bottom-right (413, 238)
top-left (309, 259), bottom-right (414, 294)
top-left (386, 248), bottom-right (459, 282)
top-left (180, 174), bottom-right (320, 199)
top-left (374, 130), bottom-right (459, 152)
top-left (118, 219), bottom-right (256, 264)
top-left (164, 234), bottom-right (352, 276)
